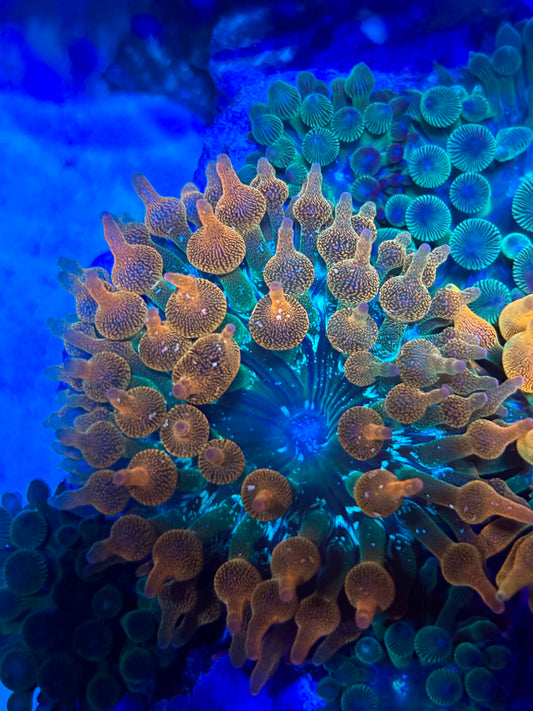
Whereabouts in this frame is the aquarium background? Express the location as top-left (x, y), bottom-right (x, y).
top-left (2, 0), bottom-right (533, 708)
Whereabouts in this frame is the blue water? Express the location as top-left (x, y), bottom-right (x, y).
top-left (2, 1), bottom-right (533, 709)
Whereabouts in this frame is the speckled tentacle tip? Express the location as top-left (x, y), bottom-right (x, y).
top-left (399, 502), bottom-right (505, 614)
top-left (426, 282), bottom-right (479, 322)
top-left (263, 217), bottom-right (317, 325)
top-left (138, 307), bottom-right (190, 372)
top-left (164, 272), bottom-right (227, 338)
top-left (416, 417), bottom-right (533, 465)
top-left (106, 386), bottom-right (166, 438)
top-left (344, 518), bottom-right (396, 629)
top-left (47, 317), bottom-right (156, 384)
top-left (292, 163), bottom-right (333, 258)
top-left (379, 243), bottom-right (433, 323)
top-left (250, 157), bottom-right (289, 237)
top-left (132, 172), bottom-right (192, 250)
top-left (48, 469), bottom-right (130, 515)
top-left (375, 230), bottom-right (411, 282)
top-left (86, 514), bottom-right (158, 568)
top-left (290, 535), bottom-right (354, 665)
top-left (408, 242), bottom-right (451, 288)
top-left (159, 403), bottom-right (209, 457)
top-left (114, 450), bottom-right (176, 505)
top-left (317, 191), bottom-right (358, 267)
top-left (180, 182), bottom-right (204, 228)
top-left (187, 198), bottom-right (253, 313)
top-left (101, 212), bottom-right (169, 308)
top-left (54, 420), bottom-right (130, 469)
top-left (84, 270), bottom-right (148, 340)
top-left (353, 469), bottom-right (423, 518)
top-left (452, 292), bottom-right (503, 361)
top-left (351, 200), bottom-right (377, 238)
top-left (499, 293), bottom-right (533, 340)
top-left (171, 323), bottom-right (240, 404)
top-left (57, 262), bottom-right (110, 324)
top-left (245, 579), bottom-right (298, 662)
top-left (503, 317), bottom-right (533, 391)
top-left (240, 468), bottom-right (293, 523)
top-left (344, 350), bottom-right (399, 387)
top-left (143, 528), bottom-right (204, 599)
top-left (61, 351), bottom-right (131, 402)
top-left (326, 303), bottom-right (378, 354)
top-left (395, 338), bottom-right (466, 388)
top-left (338, 406), bottom-right (393, 460)
top-left (496, 533), bottom-right (533, 602)
top-left (249, 281), bottom-right (309, 350)
top-left (214, 153), bottom-right (271, 279)
top-left (384, 382), bottom-right (451, 424)
top-left (214, 519), bottom-right (263, 635)
top-left (327, 228), bottom-right (379, 306)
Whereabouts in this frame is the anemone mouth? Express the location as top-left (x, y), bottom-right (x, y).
top-left (289, 410), bottom-right (329, 456)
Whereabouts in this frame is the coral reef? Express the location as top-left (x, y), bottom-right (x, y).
top-left (5, 12), bottom-right (533, 711)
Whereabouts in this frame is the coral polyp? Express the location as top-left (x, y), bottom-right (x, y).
top-left (7, 13), bottom-right (533, 710)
